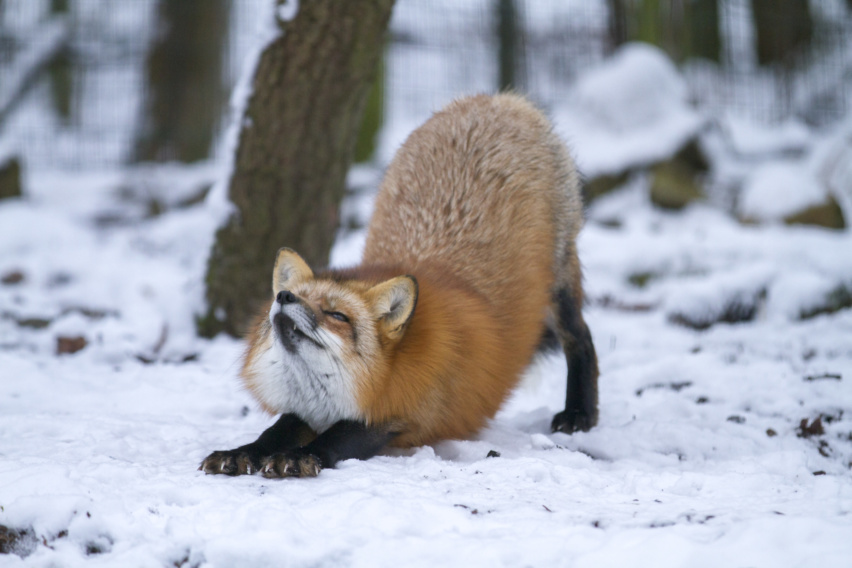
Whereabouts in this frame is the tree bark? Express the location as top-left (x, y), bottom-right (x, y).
top-left (200, 0), bottom-right (396, 337)
top-left (353, 56), bottom-right (384, 164)
top-left (606, 0), bottom-right (720, 64)
top-left (0, 156), bottom-right (22, 200)
top-left (689, 0), bottom-right (720, 63)
top-left (496, 0), bottom-right (523, 91)
top-left (48, 0), bottom-right (73, 125)
top-left (606, 0), bottom-right (629, 54)
top-left (133, 0), bottom-right (229, 163)
top-left (752, 0), bottom-right (813, 67)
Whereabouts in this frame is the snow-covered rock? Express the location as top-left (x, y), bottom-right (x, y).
top-left (722, 114), bottom-right (811, 158)
top-left (810, 114), bottom-right (852, 224)
top-left (556, 43), bottom-right (705, 178)
top-left (739, 162), bottom-right (825, 221)
top-left (738, 161), bottom-right (844, 228)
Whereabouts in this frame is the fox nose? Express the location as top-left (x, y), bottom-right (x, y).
top-left (277, 290), bottom-right (297, 304)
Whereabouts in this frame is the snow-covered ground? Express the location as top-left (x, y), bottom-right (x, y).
top-left (1, 158), bottom-right (851, 566)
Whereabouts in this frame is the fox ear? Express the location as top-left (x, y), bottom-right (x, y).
top-left (272, 248), bottom-right (314, 292)
top-left (366, 275), bottom-right (418, 341)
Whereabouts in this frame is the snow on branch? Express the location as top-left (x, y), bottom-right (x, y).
top-left (0, 16), bottom-right (71, 127)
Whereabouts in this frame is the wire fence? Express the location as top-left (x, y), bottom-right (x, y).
top-left (0, 0), bottom-right (850, 170)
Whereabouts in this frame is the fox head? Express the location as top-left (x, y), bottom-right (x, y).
top-left (242, 248), bottom-right (418, 430)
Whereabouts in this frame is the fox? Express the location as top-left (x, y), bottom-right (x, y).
top-left (200, 93), bottom-right (599, 478)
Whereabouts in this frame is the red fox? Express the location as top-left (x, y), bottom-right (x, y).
top-left (201, 93), bottom-right (598, 478)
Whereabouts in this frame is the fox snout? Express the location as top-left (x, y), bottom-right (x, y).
top-left (276, 290), bottom-right (297, 305)
top-left (272, 290), bottom-right (315, 330)
top-left (270, 292), bottom-right (319, 353)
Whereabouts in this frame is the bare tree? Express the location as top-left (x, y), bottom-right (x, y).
top-left (133, 0), bottom-right (229, 163)
top-left (752, 0), bottom-right (813, 67)
top-left (496, 0), bottom-right (524, 91)
top-left (606, 0), bottom-right (720, 63)
top-left (200, 0), bottom-right (395, 337)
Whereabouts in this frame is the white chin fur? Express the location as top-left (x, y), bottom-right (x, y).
top-left (248, 304), bottom-right (361, 433)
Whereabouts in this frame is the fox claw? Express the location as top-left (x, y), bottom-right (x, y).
top-left (260, 452), bottom-right (322, 479)
top-left (199, 450), bottom-right (257, 476)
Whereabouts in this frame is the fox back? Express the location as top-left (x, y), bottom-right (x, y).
top-left (358, 94), bottom-right (585, 444)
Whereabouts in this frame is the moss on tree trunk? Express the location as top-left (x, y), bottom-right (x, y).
top-left (199, 0), bottom-right (395, 337)
top-left (606, 0), bottom-right (721, 63)
top-left (353, 57), bottom-right (385, 164)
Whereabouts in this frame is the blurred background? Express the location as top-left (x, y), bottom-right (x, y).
top-left (1, 0), bottom-right (850, 223)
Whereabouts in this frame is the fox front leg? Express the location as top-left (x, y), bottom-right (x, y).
top-left (260, 420), bottom-right (401, 479)
top-left (200, 413), bottom-right (316, 476)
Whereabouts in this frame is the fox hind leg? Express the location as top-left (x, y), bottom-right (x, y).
top-left (550, 258), bottom-right (599, 434)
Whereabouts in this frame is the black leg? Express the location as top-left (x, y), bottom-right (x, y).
top-left (260, 420), bottom-right (401, 478)
top-left (200, 413), bottom-right (316, 476)
top-left (551, 288), bottom-right (599, 434)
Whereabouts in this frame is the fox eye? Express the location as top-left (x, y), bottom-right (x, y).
top-left (325, 311), bottom-right (349, 323)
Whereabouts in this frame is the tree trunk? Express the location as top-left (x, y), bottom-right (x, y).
top-left (496, 0), bottom-right (523, 91)
top-left (0, 156), bottom-right (22, 200)
top-left (133, 0), bottom-right (229, 163)
top-left (200, 0), bottom-right (396, 338)
top-left (606, 0), bottom-right (720, 64)
top-left (606, 0), bottom-right (629, 53)
top-left (353, 56), bottom-right (384, 164)
top-left (689, 0), bottom-right (720, 63)
top-left (635, 0), bottom-right (662, 48)
top-left (48, 0), bottom-right (73, 125)
top-left (752, 0), bottom-right (813, 67)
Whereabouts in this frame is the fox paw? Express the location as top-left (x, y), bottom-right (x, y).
top-left (199, 450), bottom-right (259, 476)
top-left (260, 452), bottom-right (322, 479)
top-left (551, 409), bottom-right (596, 434)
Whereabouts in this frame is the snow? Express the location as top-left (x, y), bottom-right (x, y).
top-left (811, 115), bottom-right (852, 218)
top-left (584, 184), bottom-right (852, 324)
top-left (721, 114), bottom-right (812, 158)
top-left (738, 161), bottom-right (829, 222)
top-left (276, 0), bottom-right (300, 23)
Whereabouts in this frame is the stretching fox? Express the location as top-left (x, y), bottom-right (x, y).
top-left (201, 94), bottom-right (598, 478)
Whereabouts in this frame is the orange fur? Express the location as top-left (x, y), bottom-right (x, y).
top-left (354, 94), bottom-right (582, 445)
